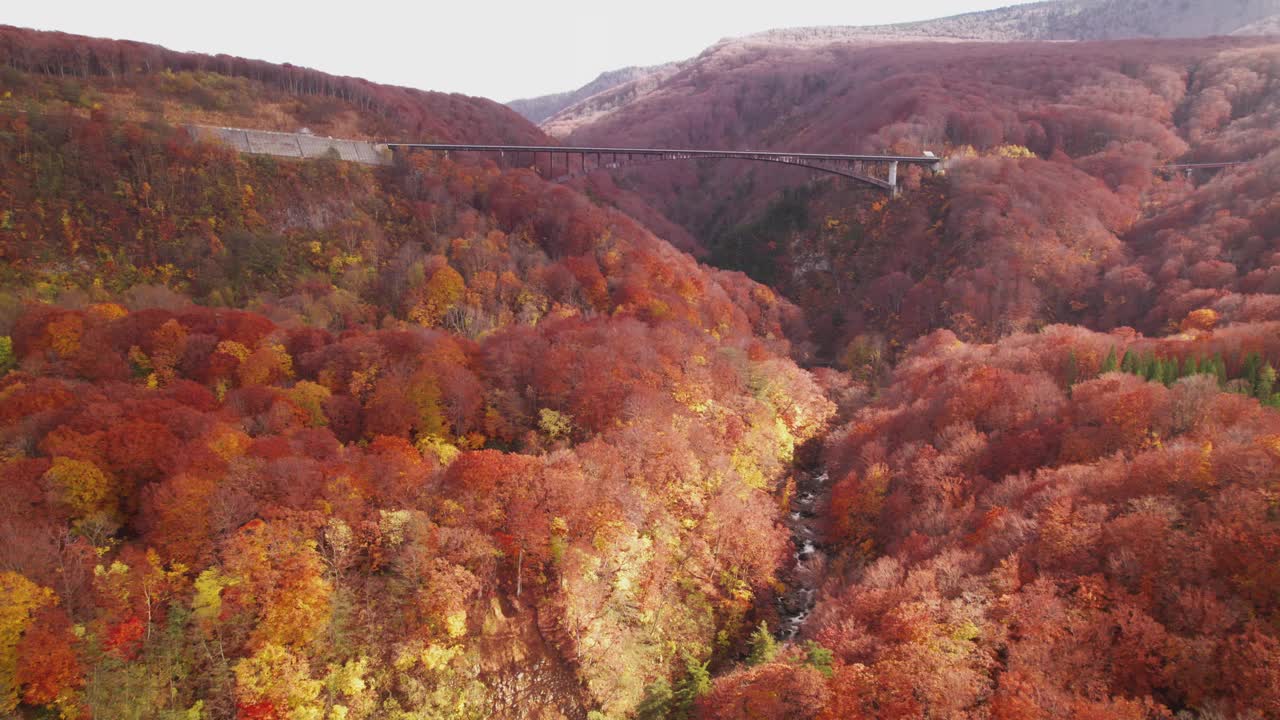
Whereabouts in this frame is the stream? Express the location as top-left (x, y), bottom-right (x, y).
top-left (777, 468), bottom-right (830, 640)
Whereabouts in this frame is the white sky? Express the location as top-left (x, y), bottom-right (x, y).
top-left (4, 1), bottom-right (1039, 102)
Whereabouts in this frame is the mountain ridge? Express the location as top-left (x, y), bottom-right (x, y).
top-left (748, 0), bottom-right (1280, 44)
top-left (506, 63), bottom-right (682, 124)
top-left (512, 0), bottom-right (1280, 136)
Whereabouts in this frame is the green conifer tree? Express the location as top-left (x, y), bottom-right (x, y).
top-left (1183, 355), bottom-right (1200, 378)
top-left (746, 620), bottom-right (778, 665)
top-left (1120, 350), bottom-right (1136, 374)
top-left (1257, 363), bottom-right (1276, 402)
top-left (805, 640), bottom-right (835, 677)
top-left (635, 678), bottom-right (674, 720)
top-left (671, 651), bottom-right (711, 719)
top-left (1101, 347), bottom-right (1118, 374)
top-left (1244, 353), bottom-right (1262, 390)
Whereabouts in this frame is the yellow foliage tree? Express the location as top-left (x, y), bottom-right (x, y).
top-left (538, 408), bottom-right (573, 441)
top-left (1180, 308), bottom-right (1220, 333)
top-left (0, 572), bottom-right (54, 714)
top-left (215, 340), bottom-right (252, 363)
top-left (86, 303), bottom-right (128, 322)
top-left (409, 265), bottom-right (465, 327)
top-left (222, 521), bottom-right (333, 649)
top-left (42, 457), bottom-right (117, 534)
top-left (238, 343), bottom-right (294, 387)
top-left (233, 643), bottom-right (324, 720)
top-left (288, 381), bottom-right (331, 427)
top-left (192, 568), bottom-right (239, 634)
top-left (0, 337), bottom-right (13, 374)
top-left (416, 434), bottom-right (461, 467)
top-left (408, 370), bottom-right (448, 440)
top-left (994, 144), bottom-right (1037, 159)
top-left (257, 564), bottom-right (332, 648)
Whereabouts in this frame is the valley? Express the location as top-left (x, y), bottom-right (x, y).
top-left (2, 2), bottom-right (1280, 718)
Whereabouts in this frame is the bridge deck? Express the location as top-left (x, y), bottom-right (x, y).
top-left (384, 143), bottom-right (941, 165)
top-left (1165, 161), bottom-right (1251, 169)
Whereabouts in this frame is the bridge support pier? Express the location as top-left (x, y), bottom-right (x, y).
top-left (888, 161), bottom-right (899, 197)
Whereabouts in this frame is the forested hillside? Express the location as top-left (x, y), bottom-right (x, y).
top-left (566, 37), bottom-right (1280, 355)
top-left (706, 323), bottom-right (1280, 718)
top-left (0, 27), bottom-right (830, 719)
top-left (554, 23), bottom-right (1280, 720)
top-left (4, 17), bottom-right (1280, 720)
top-left (528, 0), bottom-right (1280, 138)
top-left (0, 25), bottom-right (544, 143)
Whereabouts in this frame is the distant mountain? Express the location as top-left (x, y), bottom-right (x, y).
top-left (751, 0), bottom-right (1280, 44)
top-left (506, 63), bottom-right (680, 124)
top-left (1233, 12), bottom-right (1280, 34)
top-left (538, 61), bottom-right (688, 138)
top-left (522, 0), bottom-right (1280, 137)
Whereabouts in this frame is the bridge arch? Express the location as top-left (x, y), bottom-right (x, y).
top-left (385, 143), bottom-right (945, 195)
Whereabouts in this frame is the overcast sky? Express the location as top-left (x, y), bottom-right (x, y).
top-left (5, 1), bottom-right (1039, 102)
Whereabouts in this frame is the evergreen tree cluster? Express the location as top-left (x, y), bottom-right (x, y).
top-left (1090, 348), bottom-right (1280, 406)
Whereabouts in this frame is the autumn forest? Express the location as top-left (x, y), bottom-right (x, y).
top-left (1, 17), bottom-right (1280, 720)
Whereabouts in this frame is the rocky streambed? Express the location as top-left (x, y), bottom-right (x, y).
top-left (777, 469), bottom-right (830, 640)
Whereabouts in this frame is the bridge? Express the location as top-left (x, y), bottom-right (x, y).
top-left (384, 143), bottom-right (945, 195)
top-left (1161, 160), bottom-right (1253, 180)
top-left (188, 127), bottom-right (1258, 193)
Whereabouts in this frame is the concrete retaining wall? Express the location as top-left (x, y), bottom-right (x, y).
top-left (188, 125), bottom-right (392, 165)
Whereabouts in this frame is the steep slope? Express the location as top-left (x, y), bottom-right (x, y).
top-left (530, 0), bottom-right (1280, 138)
top-left (703, 323), bottom-right (1280, 719)
top-left (546, 23), bottom-right (1280, 720)
top-left (564, 37), bottom-right (1280, 357)
top-left (0, 24), bottom-right (546, 144)
top-left (0, 28), bottom-right (830, 720)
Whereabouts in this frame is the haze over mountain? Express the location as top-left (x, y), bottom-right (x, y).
top-left (511, 0), bottom-right (1280, 132)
